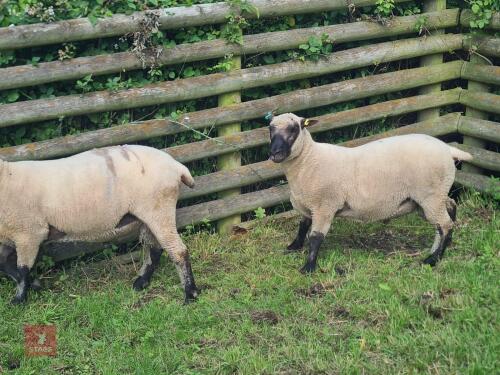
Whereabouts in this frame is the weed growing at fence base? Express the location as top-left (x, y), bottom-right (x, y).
top-left (0, 193), bottom-right (498, 373)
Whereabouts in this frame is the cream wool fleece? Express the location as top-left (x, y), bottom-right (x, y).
top-left (269, 112), bottom-right (472, 271)
top-left (282, 131), bottom-right (470, 225)
top-left (0, 145), bottom-right (198, 303)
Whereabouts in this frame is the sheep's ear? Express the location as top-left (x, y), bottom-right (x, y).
top-left (300, 118), bottom-right (319, 129)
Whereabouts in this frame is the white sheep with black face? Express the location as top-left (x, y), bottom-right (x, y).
top-left (268, 113), bottom-right (472, 273)
top-left (0, 145), bottom-right (198, 304)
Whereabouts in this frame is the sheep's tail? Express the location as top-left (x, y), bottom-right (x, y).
top-left (448, 145), bottom-right (473, 161)
top-left (179, 165), bottom-right (195, 188)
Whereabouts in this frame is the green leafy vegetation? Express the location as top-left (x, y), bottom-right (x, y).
top-left (298, 34), bottom-right (334, 62)
top-left (375, 0), bottom-right (396, 17)
top-left (0, 194), bottom-right (498, 373)
top-left (468, 0), bottom-right (499, 29)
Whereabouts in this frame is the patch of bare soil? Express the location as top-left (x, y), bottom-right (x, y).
top-left (202, 253), bottom-right (232, 273)
top-left (419, 290), bottom-right (457, 320)
top-left (250, 310), bottom-right (280, 325)
top-left (332, 306), bottom-right (351, 319)
top-left (296, 281), bottom-right (338, 298)
top-left (337, 228), bottom-right (430, 254)
top-left (132, 286), bottom-right (167, 309)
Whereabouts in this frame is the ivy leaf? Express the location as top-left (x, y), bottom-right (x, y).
top-left (182, 66), bottom-right (196, 78)
top-left (31, 56), bottom-right (40, 67)
top-left (7, 91), bottom-right (20, 103)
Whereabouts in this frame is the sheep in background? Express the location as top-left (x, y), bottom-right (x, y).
top-left (0, 145), bottom-right (198, 304)
top-left (268, 113), bottom-right (472, 273)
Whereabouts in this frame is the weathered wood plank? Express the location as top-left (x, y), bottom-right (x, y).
top-left (455, 170), bottom-right (500, 192)
top-left (461, 56), bottom-right (490, 174)
top-left (458, 116), bottom-right (500, 143)
top-left (461, 62), bottom-right (500, 86)
top-left (449, 142), bottom-right (500, 172)
top-left (0, 10), bottom-right (459, 90)
top-left (463, 35), bottom-right (500, 58)
top-left (417, 0), bottom-right (446, 122)
top-left (0, 35), bottom-right (465, 128)
top-left (460, 10), bottom-right (500, 30)
top-left (216, 53), bottom-right (242, 233)
top-left (459, 91), bottom-right (500, 115)
top-left (343, 112), bottom-right (460, 147)
top-left (0, 0), bottom-right (412, 51)
top-left (180, 161), bottom-right (283, 201)
top-left (0, 66), bottom-right (463, 163)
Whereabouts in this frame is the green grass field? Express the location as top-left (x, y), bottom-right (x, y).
top-left (0, 192), bottom-right (498, 374)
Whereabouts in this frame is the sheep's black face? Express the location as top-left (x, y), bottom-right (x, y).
top-left (269, 121), bottom-right (300, 163)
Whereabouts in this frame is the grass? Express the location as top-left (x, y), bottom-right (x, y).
top-left (0, 192), bottom-right (498, 374)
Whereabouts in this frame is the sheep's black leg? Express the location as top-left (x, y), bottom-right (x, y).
top-left (300, 231), bottom-right (325, 273)
top-left (286, 217), bottom-right (312, 252)
top-left (133, 247), bottom-right (163, 291)
top-left (11, 266), bottom-right (30, 305)
top-left (0, 255), bottom-right (19, 283)
top-left (423, 226), bottom-right (452, 267)
top-left (181, 253), bottom-right (198, 304)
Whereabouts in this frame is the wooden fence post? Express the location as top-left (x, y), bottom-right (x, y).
top-left (462, 54), bottom-right (489, 173)
top-left (418, 0), bottom-right (446, 122)
top-left (217, 54), bottom-right (242, 234)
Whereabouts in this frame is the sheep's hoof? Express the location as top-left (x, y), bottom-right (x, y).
top-left (184, 287), bottom-right (199, 304)
top-left (285, 241), bottom-right (303, 253)
top-left (132, 276), bottom-right (149, 291)
top-left (300, 262), bottom-right (316, 274)
top-left (422, 255), bottom-right (438, 267)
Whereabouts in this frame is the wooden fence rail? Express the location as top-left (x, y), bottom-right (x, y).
top-left (461, 63), bottom-right (500, 86)
top-left (450, 143), bottom-right (500, 173)
top-left (0, 10), bottom-right (459, 91)
top-left (0, 0), bottom-right (414, 51)
top-left (458, 117), bottom-right (500, 144)
top-left (460, 91), bottom-right (500, 114)
top-left (0, 35), bottom-right (464, 128)
top-left (464, 35), bottom-right (500, 58)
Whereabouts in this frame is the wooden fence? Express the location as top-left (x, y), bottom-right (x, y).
top-left (0, 0), bottom-right (498, 261)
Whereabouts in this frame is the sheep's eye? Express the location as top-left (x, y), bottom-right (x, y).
top-left (288, 124), bottom-right (298, 133)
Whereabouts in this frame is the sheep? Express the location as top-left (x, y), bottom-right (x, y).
top-left (268, 113), bottom-right (472, 273)
top-left (0, 145), bottom-right (199, 304)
